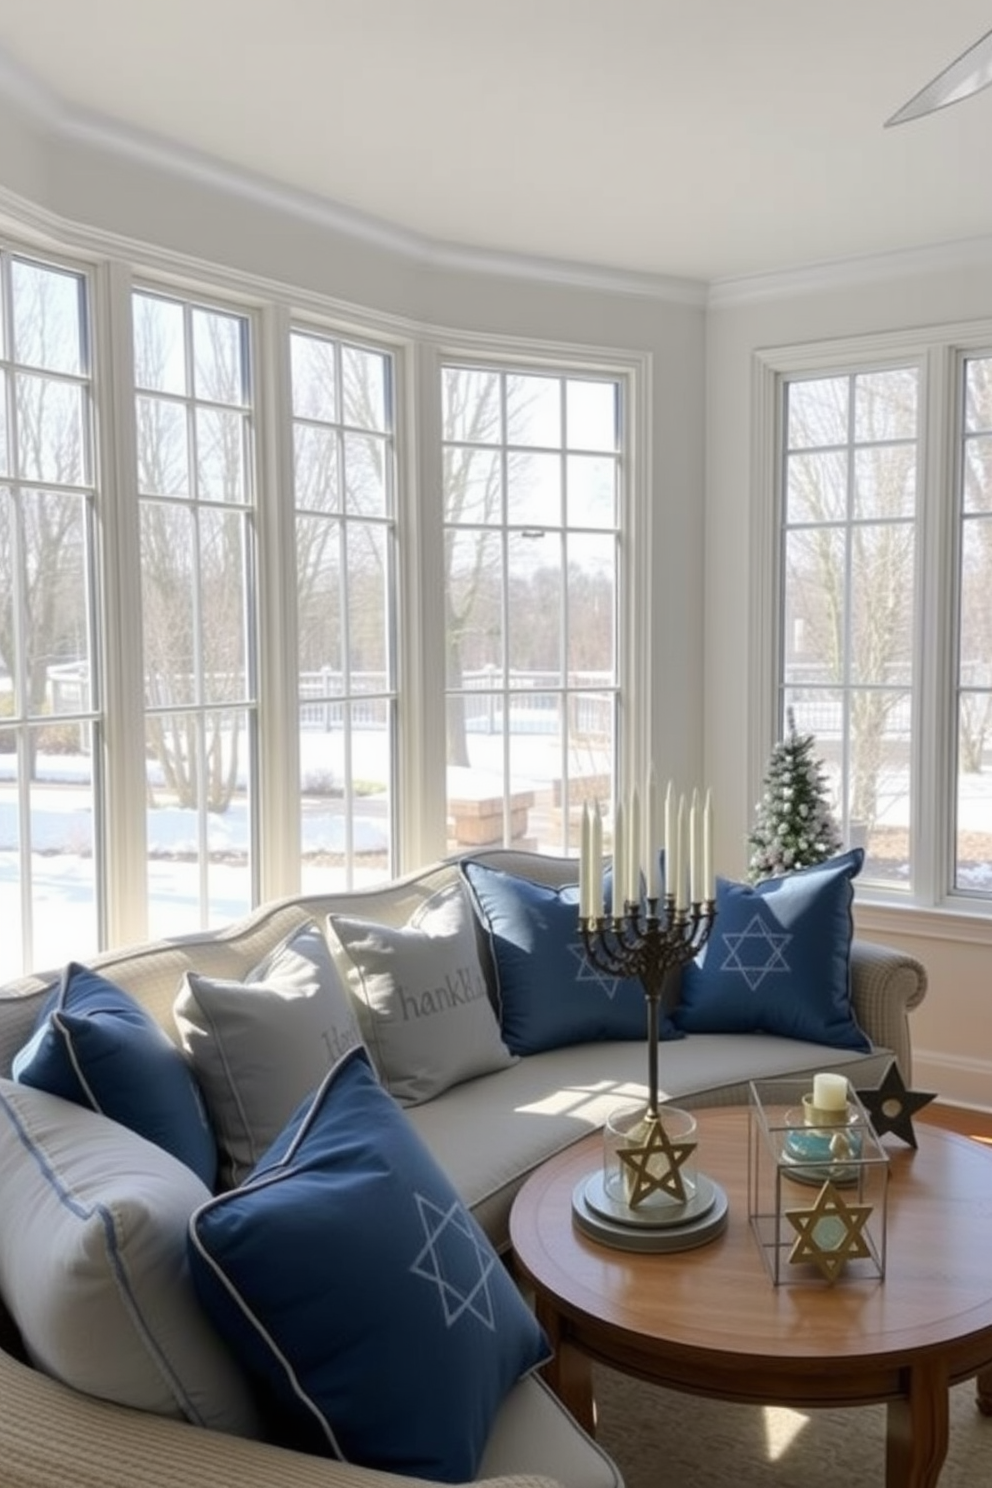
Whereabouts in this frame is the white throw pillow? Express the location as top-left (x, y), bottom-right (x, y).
top-left (0, 1077), bottom-right (259, 1436)
top-left (174, 920), bottom-right (364, 1187)
top-left (325, 882), bottom-right (517, 1105)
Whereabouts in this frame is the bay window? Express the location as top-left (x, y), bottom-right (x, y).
top-left (0, 239), bottom-right (638, 978)
top-left (769, 328), bottom-right (992, 908)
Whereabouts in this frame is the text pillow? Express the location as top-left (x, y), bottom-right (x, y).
top-left (675, 849), bottom-right (870, 1050)
top-left (460, 859), bottom-right (681, 1054)
top-left (174, 921), bottom-right (364, 1187)
top-left (0, 1079), bottom-right (258, 1436)
top-left (13, 962), bottom-right (216, 1187)
top-left (325, 882), bottom-right (516, 1104)
top-left (188, 1047), bottom-right (548, 1482)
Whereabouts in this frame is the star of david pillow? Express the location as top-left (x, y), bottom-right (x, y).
top-left (674, 849), bottom-right (871, 1051)
top-left (187, 1046), bottom-right (549, 1482)
top-left (460, 860), bottom-right (681, 1055)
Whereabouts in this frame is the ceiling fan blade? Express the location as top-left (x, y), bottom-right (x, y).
top-left (886, 26), bottom-right (992, 125)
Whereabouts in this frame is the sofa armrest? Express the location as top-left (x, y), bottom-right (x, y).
top-left (0, 1350), bottom-right (563, 1488)
top-left (850, 939), bottom-right (928, 1083)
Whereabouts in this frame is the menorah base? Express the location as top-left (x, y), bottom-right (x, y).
top-left (572, 1169), bottom-right (729, 1253)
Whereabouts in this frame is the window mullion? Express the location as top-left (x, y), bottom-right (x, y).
top-left (93, 257), bottom-right (149, 947)
top-left (921, 344), bottom-right (964, 907)
top-left (400, 339), bottom-right (445, 868)
top-left (255, 301), bottom-right (301, 901)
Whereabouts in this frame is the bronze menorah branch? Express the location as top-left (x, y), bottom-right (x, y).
top-left (580, 895), bottom-right (716, 1117)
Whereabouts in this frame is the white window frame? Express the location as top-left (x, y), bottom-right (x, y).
top-left (418, 335), bottom-right (652, 864)
top-left (753, 321), bottom-right (992, 944)
top-left (0, 222), bottom-right (653, 970)
top-left (0, 244), bottom-right (105, 965)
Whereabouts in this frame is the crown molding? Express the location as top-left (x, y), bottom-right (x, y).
top-left (0, 46), bottom-right (705, 309)
top-left (6, 41), bottom-right (989, 312)
top-left (708, 231), bottom-right (992, 309)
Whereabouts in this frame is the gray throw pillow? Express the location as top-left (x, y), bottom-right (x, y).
top-left (0, 1078), bottom-right (259, 1435)
top-left (174, 921), bottom-right (363, 1187)
top-left (325, 882), bottom-right (517, 1105)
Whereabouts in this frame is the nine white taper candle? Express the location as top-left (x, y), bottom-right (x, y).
top-left (578, 772), bottom-right (715, 918)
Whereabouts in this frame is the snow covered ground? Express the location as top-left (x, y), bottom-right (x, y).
top-left (3, 733), bottom-right (991, 979)
top-left (0, 727), bottom-right (580, 977)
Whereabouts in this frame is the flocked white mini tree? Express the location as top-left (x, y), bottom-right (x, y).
top-left (747, 708), bottom-right (842, 882)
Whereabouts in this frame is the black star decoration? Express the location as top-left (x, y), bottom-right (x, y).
top-left (618, 1114), bottom-right (696, 1206)
top-left (786, 1180), bottom-right (873, 1282)
top-left (857, 1060), bottom-right (936, 1149)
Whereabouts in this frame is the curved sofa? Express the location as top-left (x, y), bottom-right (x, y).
top-left (0, 849), bottom-right (928, 1488)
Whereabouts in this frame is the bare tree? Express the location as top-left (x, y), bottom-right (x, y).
top-left (785, 369), bottom-right (916, 833)
top-left (442, 369), bottom-right (507, 766)
top-left (0, 261), bottom-right (89, 776)
top-left (135, 297), bottom-right (248, 811)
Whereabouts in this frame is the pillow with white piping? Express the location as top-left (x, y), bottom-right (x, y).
top-left (174, 920), bottom-right (364, 1187)
top-left (187, 1047), bottom-right (548, 1481)
top-left (325, 882), bottom-right (516, 1105)
top-left (12, 961), bottom-right (217, 1187)
top-left (0, 1077), bottom-right (259, 1436)
top-left (675, 849), bottom-right (870, 1049)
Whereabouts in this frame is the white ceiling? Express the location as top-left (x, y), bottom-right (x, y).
top-left (2, 0), bottom-right (992, 285)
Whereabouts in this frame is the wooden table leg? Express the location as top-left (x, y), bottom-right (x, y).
top-left (533, 1296), bottom-right (595, 1434)
top-left (977, 1365), bottom-right (992, 1416)
top-left (885, 1361), bottom-right (949, 1488)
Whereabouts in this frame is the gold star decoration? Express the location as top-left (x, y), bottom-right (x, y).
top-left (856, 1060), bottom-right (936, 1149)
top-left (618, 1114), bottom-right (697, 1207)
top-left (786, 1180), bottom-right (873, 1282)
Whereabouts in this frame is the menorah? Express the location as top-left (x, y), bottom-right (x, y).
top-left (579, 895), bottom-right (716, 1117)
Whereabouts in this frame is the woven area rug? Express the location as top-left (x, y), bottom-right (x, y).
top-left (592, 1364), bottom-right (990, 1487)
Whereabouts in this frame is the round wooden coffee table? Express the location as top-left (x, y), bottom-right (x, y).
top-left (509, 1107), bottom-right (992, 1488)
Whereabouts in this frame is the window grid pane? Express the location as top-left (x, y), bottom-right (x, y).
top-left (292, 328), bottom-right (396, 892)
top-left (134, 289), bottom-right (257, 935)
top-left (957, 353), bottom-right (992, 890)
top-left (442, 363), bottom-right (620, 858)
top-left (781, 368), bottom-right (918, 890)
top-left (0, 251), bottom-right (101, 977)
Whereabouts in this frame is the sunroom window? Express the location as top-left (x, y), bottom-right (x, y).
top-left (0, 253), bottom-right (99, 978)
top-left (779, 367), bottom-right (918, 892)
top-left (441, 364), bottom-right (620, 859)
top-left (290, 328), bottom-right (397, 891)
top-left (133, 289), bottom-right (258, 937)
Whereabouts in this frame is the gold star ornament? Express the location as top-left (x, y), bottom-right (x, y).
top-left (786, 1180), bottom-right (873, 1282)
top-left (618, 1113), bottom-right (696, 1207)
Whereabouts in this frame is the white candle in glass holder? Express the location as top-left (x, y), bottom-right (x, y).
top-left (813, 1072), bottom-right (849, 1110)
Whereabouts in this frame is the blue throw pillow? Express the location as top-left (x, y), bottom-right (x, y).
top-left (13, 962), bottom-right (217, 1187)
top-left (460, 860), bottom-right (681, 1055)
top-left (674, 849), bottom-right (870, 1050)
top-left (187, 1047), bottom-right (549, 1483)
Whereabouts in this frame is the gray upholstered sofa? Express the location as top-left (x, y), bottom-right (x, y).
top-left (0, 848), bottom-right (927, 1488)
